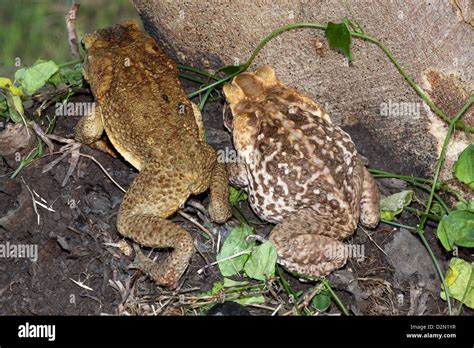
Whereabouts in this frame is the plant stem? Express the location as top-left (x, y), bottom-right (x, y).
top-left (177, 64), bottom-right (220, 81)
top-left (404, 206), bottom-right (440, 222)
top-left (185, 21), bottom-right (473, 132)
top-left (350, 32), bottom-right (473, 133)
top-left (276, 266), bottom-right (301, 315)
top-left (178, 73), bottom-right (208, 85)
top-left (198, 86), bottom-right (214, 111)
top-left (416, 96), bottom-right (473, 316)
top-left (381, 219), bottom-right (417, 231)
top-left (372, 171), bottom-right (450, 215)
top-left (456, 267), bottom-right (473, 315)
top-left (369, 168), bottom-right (435, 186)
top-left (321, 278), bottom-right (349, 316)
top-left (420, 96), bottom-right (473, 230)
top-left (242, 22), bottom-right (327, 70)
top-left (188, 22), bottom-right (328, 99)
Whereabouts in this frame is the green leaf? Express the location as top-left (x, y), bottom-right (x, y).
top-left (5, 93), bottom-right (24, 123)
top-left (430, 202), bottom-right (444, 216)
top-left (218, 65), bottom-right (245, 75)
top-left (437, 210), bottom-right (474, 251)
top-left (454, 200), bottom-right (474, 213)
top-left (229, 186), bottom-right (248, 206)
top-left (223, 278), bottom-right (249, 288)
top-left (379, 190), bottom-right (413, 221)
top-left (0, 98), bottom-right (7, 116)
top-left (325, 22), bottom-right (352, 61)
top-left (60, 64), bottom-right (84, 88)
top-left (15, 59), bottom-right (59, 95)
top-left (243, 240), bottom-right (277, 281)
top-left (311, 288), bottom-right (332, 312)
top-left (233, 294), bottom-right (265, 305)
top-left (210, 281), bottom-right (224, 295)
top-left (454, 144), bottom-right (474, 188)
top-left (217, 225), bottom-right (255, 276)
top-left (0, 77), bottom-right (23, 96)
top-left (440, 257), bottom-right (474, 309)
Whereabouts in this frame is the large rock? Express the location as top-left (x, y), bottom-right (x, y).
top-left (132, 0), bottom-right (473, 179)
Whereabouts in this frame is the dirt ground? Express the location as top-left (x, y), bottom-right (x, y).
top-left (0, 80), bottom-right (472, 316)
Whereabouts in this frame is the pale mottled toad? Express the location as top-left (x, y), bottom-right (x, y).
top-left (75, 21), bottom-right (231, 287)
top-left (223, 66), bottom-right (380, 277)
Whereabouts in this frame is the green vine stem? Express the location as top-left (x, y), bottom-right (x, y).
top-left (177, 64), bottom-right (220, 81)
top-left (419, 95), bottom-right (474, 230)
top-left (321, 278), bottom-right (350, 316)
top-left (414, 96), bottom-right (474, 315)
top-left (178, 73), bottom-right (208, 85)
top-left (186, 21), bottom-right (474, 133)
top-left (371, 170), bottom-right (450, 214)
top-left (404, 206), bottom-right (441, 222)
top-left (350, 32), bottom-right (473, 133)
top-left (381, 219), bottom-right (417, 231)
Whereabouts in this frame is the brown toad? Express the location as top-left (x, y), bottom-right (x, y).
top-left (75, 21), bottom-right (231, 287)
top-left (223, 66), bottom-right (380, 277)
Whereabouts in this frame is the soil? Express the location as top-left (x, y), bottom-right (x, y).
top-left (0, 80), bottom-right (472, 316)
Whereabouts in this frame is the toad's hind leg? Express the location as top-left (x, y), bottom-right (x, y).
top-left (359, 167), bottom-right (380, 228)
top-left (117, 161), bottom-right (193, 288)
top-left (269, 208), bottom-right (353, 277)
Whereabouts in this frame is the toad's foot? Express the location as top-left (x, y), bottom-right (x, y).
top-left (129, 244), bottom-right (183, 289)
top-left (269, 208), bottom-right (354, 277)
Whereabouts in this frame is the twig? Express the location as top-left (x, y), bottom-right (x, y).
top-left (177, 210), bottom-right (215, 249)
top-left (196, 249), bottom-right (252, 274)
top-left (65, 1), bottom-right (81, 59)
top-left (359, 226), bottom-right (387, 256)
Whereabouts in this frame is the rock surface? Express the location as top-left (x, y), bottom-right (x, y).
top-left (131, 0), bottom-right (473, 179)
top-left (384, 229), bottom-right (438, 292)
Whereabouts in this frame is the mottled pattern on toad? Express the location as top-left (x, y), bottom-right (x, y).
top-left (74, 21), bottom-right (231, 288)
top-left (223, 66), bottom-right (379, 276)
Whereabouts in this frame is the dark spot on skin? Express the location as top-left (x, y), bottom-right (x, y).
top-left (262, 185), bottom-right (270, 195)
top-left (329, 199), bottom-right (339, 210)
top-left (161, 94), bottom-right (169, 103)
top-left (318, 194), bottom-right (327, 204)
top-left (287, 112), bottom-right (306, 124)
top-left (254, 193), bottom-right (264, 205)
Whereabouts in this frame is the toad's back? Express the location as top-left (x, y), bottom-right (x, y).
top-left (237, 88), bottom-right (364, 225)
top-left (82, 21), bottom-right (200, 168)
